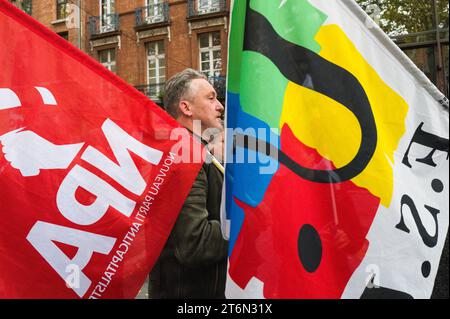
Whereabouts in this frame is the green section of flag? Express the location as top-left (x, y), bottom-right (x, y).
top-left (249, 0), bottom-right (327, 53)
top-left (240, 51), bottom-right (288, 129)
top-left (228, 0), bottom-right (247, 94)
top-left (228, 0), bottom-right (327, 128)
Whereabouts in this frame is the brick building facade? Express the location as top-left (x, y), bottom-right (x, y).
top-left (9, 0), bottom-right (448, 100)
top-left (9, 0), bottom-right (231, 106)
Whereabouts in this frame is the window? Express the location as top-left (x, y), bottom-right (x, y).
top-left (98, 49), bottom-right (116, 73)
top-left (147, 40), bottom-right (166, 98)
top-left (56, 0), bottom-right (68, 20)
top-left (10, 0), bottom-right (32, 15)
top-left (199, 32), bottom-right (222, 78)
top-left (197, 0), bottom-right (220, 14)
top-left (57, 31), bottom-right (69, 41)
top-left (22, 0), bottom-right (32, 15)
top-left (101, 0), bottom-right (115, 17)
top-left (100, 0), bottom-right (116, 32)
top-left (145, 0), bottom-right (164, 23)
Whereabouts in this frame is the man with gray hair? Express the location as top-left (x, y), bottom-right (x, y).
top-left (148, 68), bottom-right (228, 298)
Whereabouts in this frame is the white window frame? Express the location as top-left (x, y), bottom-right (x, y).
top-left (100, 0), bottom-right (115, 32)
top-left (99, 49), bottom-right (116, 73)
top-left (145, 0), bottom-right (164, 24)
top-left (147, 40), bottom-right (166, 99)
top-left (199, 32), bottom-right (222, 78)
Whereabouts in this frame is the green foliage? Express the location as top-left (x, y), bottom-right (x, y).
top-left (355, 0), bottom-right (449, 35)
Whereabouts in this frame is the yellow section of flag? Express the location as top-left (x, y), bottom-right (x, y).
top-left (280, 24), bottom-right (409, 207)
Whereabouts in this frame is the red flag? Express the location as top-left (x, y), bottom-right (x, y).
top-left (0, 0), bottom-right (202, 298)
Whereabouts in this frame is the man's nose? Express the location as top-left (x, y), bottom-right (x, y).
top-left (216, 100), bottom-right (224, 113)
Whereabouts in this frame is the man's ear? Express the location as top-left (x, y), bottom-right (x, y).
top-left (179, 100), bottom-right (193, 117)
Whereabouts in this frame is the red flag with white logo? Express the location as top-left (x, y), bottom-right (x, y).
top-left (0, 0), bottom-right (202, 298)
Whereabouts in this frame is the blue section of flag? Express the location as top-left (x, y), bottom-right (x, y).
top-left (225, 92), bottom-right (280, 254)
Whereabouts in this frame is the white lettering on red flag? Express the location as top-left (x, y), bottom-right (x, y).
top-left (0, 0), bottom-right (203, 298)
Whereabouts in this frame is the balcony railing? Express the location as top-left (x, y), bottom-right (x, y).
top-left (89, 13), bottom-right (120, 37)
top-left (187, 0), bottom-right (227, 18)
top-left (135, 83), bottom-right (165, 103)
top-left (136, 2), bottom-right (169, 27)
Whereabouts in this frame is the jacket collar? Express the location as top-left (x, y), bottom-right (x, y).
top-left (186, 128), bottom-right (224, 175)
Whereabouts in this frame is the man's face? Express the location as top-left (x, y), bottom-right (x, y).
top-left (188, 78), bottom-right (224, 133)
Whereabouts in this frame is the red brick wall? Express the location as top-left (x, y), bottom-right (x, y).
top-left (28, 0), bottom-right (230, 88)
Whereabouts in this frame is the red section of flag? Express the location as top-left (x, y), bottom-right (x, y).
top-left (0, 0), bottom-right (202, 298)
top-left (228, 124), bottom-right (380, 298)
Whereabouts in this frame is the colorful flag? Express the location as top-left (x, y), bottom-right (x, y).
top-left (0, 0), bottom-right (203, 298)
top-left (224, 0), bottom-right (449, 299)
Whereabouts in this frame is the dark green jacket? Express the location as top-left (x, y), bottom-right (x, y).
top-left (148, 156), bottom-right (228, 299)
